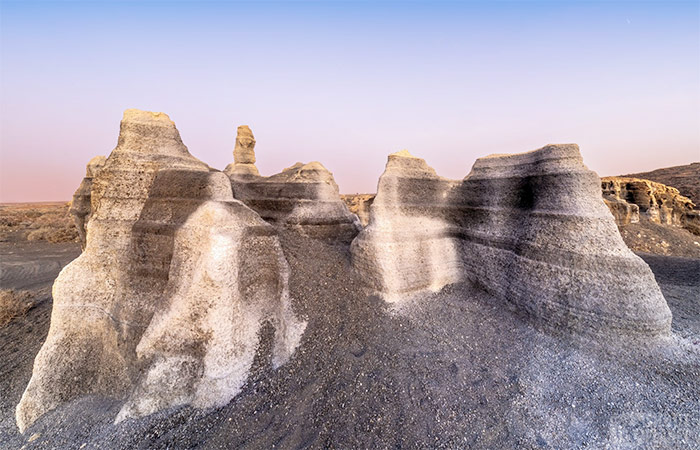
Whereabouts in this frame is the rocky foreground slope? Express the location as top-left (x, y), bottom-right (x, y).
top-left (1, 110), bottom-right (698, 448)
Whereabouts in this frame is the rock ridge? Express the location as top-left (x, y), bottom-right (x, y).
top-left (351, 144), bottom-right (672, 337)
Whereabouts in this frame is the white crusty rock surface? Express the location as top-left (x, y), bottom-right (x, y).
top-left (225, 126), bottom-right (360, 242)
top-left (351, 145), bottom-right (672, 337)
top-left (16, 110), bottom-right (305, 432)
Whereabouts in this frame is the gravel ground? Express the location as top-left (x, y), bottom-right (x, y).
top-left (1, 233), bottom-right (698, 449)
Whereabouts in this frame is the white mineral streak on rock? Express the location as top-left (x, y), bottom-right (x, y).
top-left (16, 110), bottom-right (305, 432)
top-left (352, 144), bottom-right (672, 337)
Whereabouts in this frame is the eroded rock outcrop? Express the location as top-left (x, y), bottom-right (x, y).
top-left (16, 110), bottom-right (305, 432)
top-left (352, 145), bottom-right (671, 337)
top-left (69, 155), bottom-right (106, 249)
top-left (602, 177), bottom-right (700, 235)
top-left (225, 126), bottom-right (360, 243)
top-left (225, 125), bottom-right (260, 177)
top-left (341, 194), bottom-right (375, 227)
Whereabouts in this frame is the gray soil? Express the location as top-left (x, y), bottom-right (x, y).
top-left (0, 233), bottom-right (698, 449)
top-left (618, 221), bottom-right (700, 258)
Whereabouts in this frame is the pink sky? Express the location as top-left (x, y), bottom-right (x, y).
top-left (1, 1), bottom-right (699, 202)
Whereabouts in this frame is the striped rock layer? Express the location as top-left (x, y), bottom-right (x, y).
top-left (351, 145), bottom-right (671, 337)
top-left (69, 155), bottom-right (106, 249)
top-left (16, 110), bottom-right (305, 432)
top-left (224, 126), bottom-right (360, 243)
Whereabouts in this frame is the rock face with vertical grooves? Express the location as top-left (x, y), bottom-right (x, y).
top-left (16, 110), bottom-right (305, 432)
top-left (224, 126), bottom-right (360, 243)
top-left (69, 155), bottom-right (106, 249)
top-left (351, 145), bottom-right (672, 336)
top-left (601, 176), bottom-right (700, 235)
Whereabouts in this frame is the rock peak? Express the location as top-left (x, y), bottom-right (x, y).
top-left (234, 125), bottom-right (256, 165)
top-left (122, 109), bottom-right (174, 125)
top-left (390, 149), bottom-right (416, 158)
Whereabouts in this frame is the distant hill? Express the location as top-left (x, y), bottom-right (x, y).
top-left (621, 162), bottom-right (700, 207)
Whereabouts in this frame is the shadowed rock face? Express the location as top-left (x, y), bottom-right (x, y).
top-left (352, 145), bottom-right (672, 337)
top-left (224, 127), bottom-right (361, 243)
top-left (602, 177), bottom-right (700, 235)
top-left (16, 110), bottom-right (305, 432)
top-left (69, 155), bottom-right (106, 249)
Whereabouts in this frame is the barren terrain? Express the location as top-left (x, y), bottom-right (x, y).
top-left (0, 233), bottom-right (698, 448)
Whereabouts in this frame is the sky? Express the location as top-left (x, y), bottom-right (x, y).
top-left (0, 0), bottom-right (699, 202)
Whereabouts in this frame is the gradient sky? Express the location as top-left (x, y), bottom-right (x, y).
top-left (1, 0), bottom-right (699, 202)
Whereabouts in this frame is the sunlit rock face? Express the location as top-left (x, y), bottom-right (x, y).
top-left (225, 125), bottom-right (260, 177)
top-left (350, 150), bottom-right (462, 300)
top-left (69, 155), bottom-right (106, 249)
top-left (16, 110), bottom-right (305, 432)
top-left (602, 176), bottom-right (700, 235)
top-left (352, 145), bottom-right (672, 337)
top-left (225, 126), bottom-right (361, 243)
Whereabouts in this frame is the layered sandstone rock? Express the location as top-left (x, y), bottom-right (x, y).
top-left (16, 110), bottom-right (305, 432)
top-left (623, 162), bottom-right (700, 206)
top-left (601, 177), bottom-right (699, 235)
top-left (352, 145), bottom-right (671, 337)
top-left (225, 127), bottom-right (360, 243)
top-left (69, 155), bottom-right (106, 248)
top-left (225, 125), bottom-right (260, 177)
top-left (341, 194), bottom-right (375, 227)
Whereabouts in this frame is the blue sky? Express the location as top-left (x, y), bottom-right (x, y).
top-left (1, 0), bottom-right (698, 201)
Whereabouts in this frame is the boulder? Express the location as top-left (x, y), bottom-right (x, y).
top-left (352, 145), bottom-right (672, 337)
top-left (16, 110), bottom-right (305, 432)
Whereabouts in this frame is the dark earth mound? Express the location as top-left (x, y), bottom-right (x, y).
top-left (0, 234), bottom-right (698, 449)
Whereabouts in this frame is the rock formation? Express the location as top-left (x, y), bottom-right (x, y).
top-left (69, 155), bottom-right (106, 249)
top-left (602, 177), bottom-right (700, 235)
top-left (16, 110), bottom-right (305, 432)
top-left (341, 194), bottom-right (375, 227)
top-left (224, 127), bottom-right (361, 243)
top-left (225, 125), bottom-right (260, 177)
top-left (352, 145), bottom-right (672, 337)
top-left (622, 162), bottom-right (700, 206)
